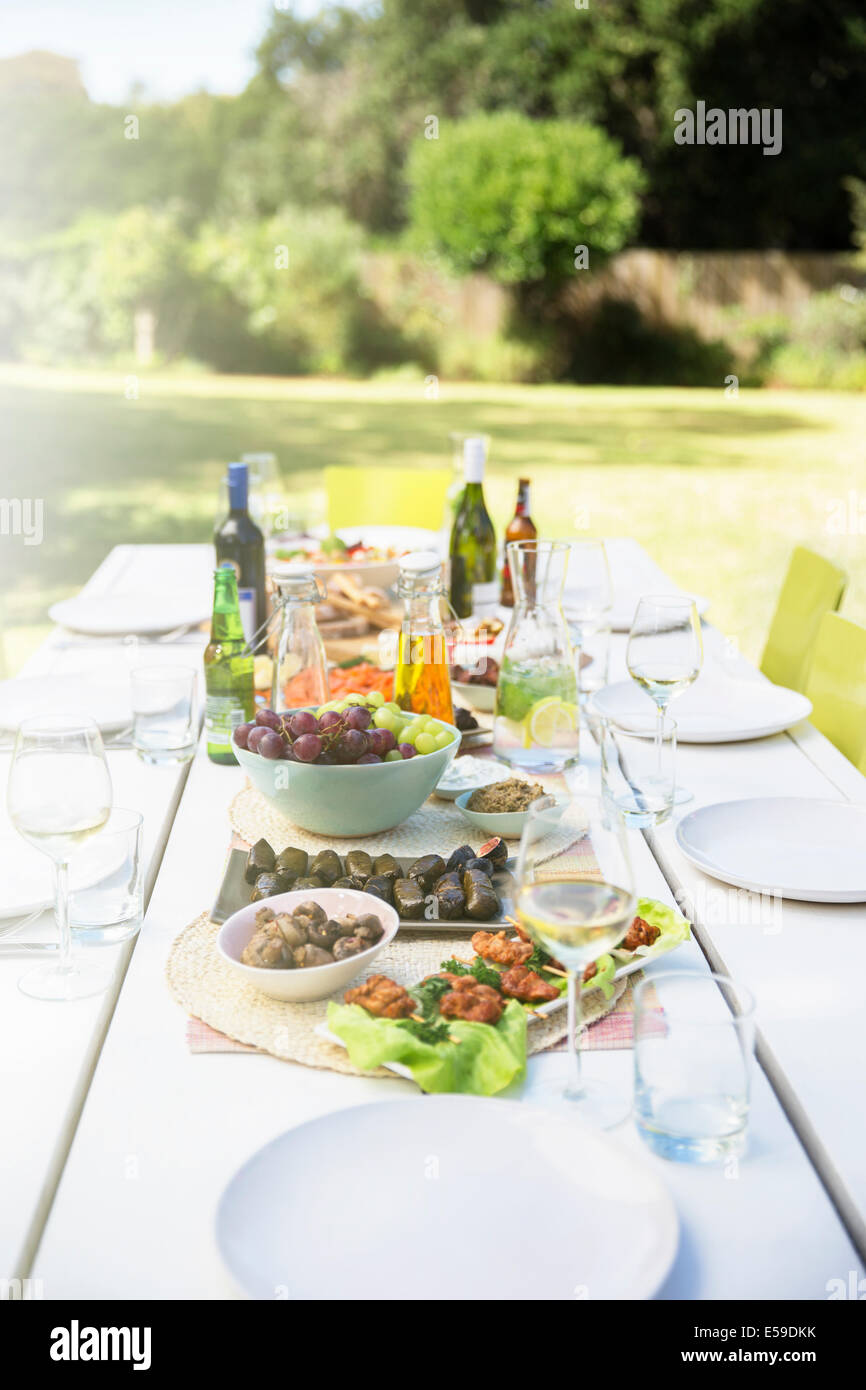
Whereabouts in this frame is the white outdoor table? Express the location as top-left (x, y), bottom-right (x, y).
top-left (9, 540), bottom-right (866, 1297)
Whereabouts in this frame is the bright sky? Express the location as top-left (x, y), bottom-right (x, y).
top-left (0, 0), bottom-right (336, 103)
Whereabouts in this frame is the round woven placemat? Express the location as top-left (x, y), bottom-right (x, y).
top-left (166, 912), bottom-right (625, 1079)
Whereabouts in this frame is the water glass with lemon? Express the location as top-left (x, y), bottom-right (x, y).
top-left (492, 540), bottom-right (580, 773)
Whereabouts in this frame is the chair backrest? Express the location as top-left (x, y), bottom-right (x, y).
top-left (324, 467), bottom-right (451, 532)
top-left (805, 612), bottom-right (866, 774)
top-left (760, 546), bottom-right (847, 692)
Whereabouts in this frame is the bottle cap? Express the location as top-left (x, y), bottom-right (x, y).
top-left (463, 436), bottom-right (487, 483)
top-left (227, 461), bottom-right (248, 510)
top-left (399, 549), bottom-right (441, 577)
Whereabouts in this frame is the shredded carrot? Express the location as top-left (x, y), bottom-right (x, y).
top-left (328, 663), bottom-right (394, 700)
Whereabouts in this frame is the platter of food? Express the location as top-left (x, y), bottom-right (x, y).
top-left (216, 1095), bottom-right (679, 1300)
top-left (212, 834), bottom-right (516, 932)
top-left (317, 897), bottom-right (690, 1093)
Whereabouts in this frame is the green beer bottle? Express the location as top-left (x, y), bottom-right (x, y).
top-left (205, 564), bottom-right (255, 765)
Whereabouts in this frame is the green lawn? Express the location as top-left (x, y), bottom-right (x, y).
top-left (2, 364), bottom-right (864, 674)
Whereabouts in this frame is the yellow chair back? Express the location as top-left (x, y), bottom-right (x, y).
top-left (805, 612), bottom-right (866, 774)
top-left (324, 467), bottom-right (451, 532)
top-left (760, 546), bottom-right (847, 692)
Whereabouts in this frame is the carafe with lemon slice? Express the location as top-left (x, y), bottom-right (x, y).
top-left (493, 540), bottom-right (579, 772)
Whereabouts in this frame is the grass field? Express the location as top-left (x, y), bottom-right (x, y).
top-left (1, 364), bottom-right (865, 674)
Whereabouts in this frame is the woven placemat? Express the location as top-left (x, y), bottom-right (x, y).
top-left (166, 912), bottom-right (626, 1079)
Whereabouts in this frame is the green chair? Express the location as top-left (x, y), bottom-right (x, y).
top-left (805, 613), bottom-right (866, 774)
top-left (324, 467), bottom-right (451, 532)
top-left (760, 546), bottom-right (847, 692)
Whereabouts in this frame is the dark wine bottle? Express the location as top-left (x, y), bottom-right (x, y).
top-left (214, 462), bottom-right (267, 651)
top-left (448, 438), bottom-right (497, 619)
top-left (500, 478), bottom-right (537, 606)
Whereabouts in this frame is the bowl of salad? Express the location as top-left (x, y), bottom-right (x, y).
top-left (233, 692), bottom-right (460, 836)
top-left (268, 533), bottom-right (405, 590)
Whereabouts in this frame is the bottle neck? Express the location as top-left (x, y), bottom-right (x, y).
top-left (515, 481), bottom-right (531, 516)
top-left (211, 571), bottom-right (245, 644)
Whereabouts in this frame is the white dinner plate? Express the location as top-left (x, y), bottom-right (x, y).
top-left (49, 593), bottom-right (209, 637)
top-left (0, 675), bottom-right (132, 734)
top-left (605, 593), bottom-right (710, 632)
top-left (216, 1097), bottom-right (678, 1300)
top-left (590, 676), bottom-right (812, 743)
top-left (676, 797), bottom-right (866, 902)
top-left (0, 832), bottom-right (127, 921)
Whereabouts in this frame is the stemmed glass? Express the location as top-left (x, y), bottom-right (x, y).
top-left (563, 540), bottom-right (613, 701)
top-left (515, 793), bottom-right (636, 1128)
top-left (626, 596), bottom-right (703, 805)
top-left (7, 715), bottom-right (113, 1001)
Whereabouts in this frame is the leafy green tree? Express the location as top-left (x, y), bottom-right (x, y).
top-left (406, 111), bottom-right (645, 287)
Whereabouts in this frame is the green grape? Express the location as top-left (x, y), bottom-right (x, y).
top-left (399, 724), bottom-right (418, 746)
top-left (373, 708), bottom-right (397, 731)
top-left (415, 732), bottom-right (436, 755)
top-left (367, 691), bottom-right (385, 708)
top-left (433, 730), bottom-right (453, 750)
top-left (384, 701), bottom-right (401, 714)
top-left (384, 748), bottom-right (404, 762)
top-left (344, 693), bottom-right (365, 705)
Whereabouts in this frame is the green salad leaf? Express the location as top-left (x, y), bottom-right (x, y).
top-left (326, 999), bottom-right (528, 1096)
top-left (612, 896), bottom-right (691, 963)
top-left (439, 956), bottom-right (502, 989)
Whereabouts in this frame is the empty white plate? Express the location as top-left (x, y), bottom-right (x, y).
top-left (591, 677), bottom-right (811, 743)
top-left (676, 798), bottom-right (866, 902)
top-left (216, 1097), bottom-right (678, 1300)
top-left (0, 675), bottom-right (132, 734)
top-left (49, 593), bottom-right (209, 637)
top-left (0, 832), bottom-right (127, 920)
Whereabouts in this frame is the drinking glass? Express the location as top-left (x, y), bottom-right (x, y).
top-left (599, 713), bottom-right (677, 827)
top-left (493, 540), bottom-right (579, 773)
top-left (131, 665), bottom-right (197, 765)
top-left (515, 793), bottom-right (636, 1128)
top-left (70, 808), bottom-right (144, 946)
top-left (7, 715), bottom-right (112, 1000)
top-left (243, 452), bottom-right (283, 540)
top-left (626, 595), bottom-right (702, 805)
top-left (634, 971), bottom-right (755, 1162)
top-left (564, 540), bottom-right (612, 702)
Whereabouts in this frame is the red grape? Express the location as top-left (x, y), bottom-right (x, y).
top-left (344, 705), bottom-right (372, 731)
top-left (398, 743), bottom-right (417, 759)
top-left (246, 726), bottom-right (269, 754)
top-left (233, 722), bottom-right (254, 749)
top-left (368, 727), bottom-right (396, 757)
top-left (318, 711), bottom-right (343, 732)
top-left (259, 731), bottom-right (285, 760)
top-left (357, 752), bottom-right (382, 764)
top-left (255, 708), bottom-right (282, 730)
top-left (280, 742), bottom-right (297, 760)
top-left (315, 751), bottom-right (339, 765)
top-left (335, 729), bottom-right (367, 763)
top-left (289, 710), bottom-right (319, 738)
top-left (293, 733), bottom-right (323, 763)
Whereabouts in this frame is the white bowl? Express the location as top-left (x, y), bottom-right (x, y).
top-left (455, 789), bottom-right (560, 840)
top-left (452, 680), bottom-right (496, 712)
top-left (217, 887), bottom-right (400, 1002)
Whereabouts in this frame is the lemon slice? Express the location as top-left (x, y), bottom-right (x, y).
top-left (523, 696), bottom-right (579, 749)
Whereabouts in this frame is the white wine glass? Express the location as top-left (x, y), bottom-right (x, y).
top-left (515, 793), bottom-right (636, 1128)
top-left (7, 715), bottom-right (113, 1001)
top-left (626, 595), bottom-right (703, 805)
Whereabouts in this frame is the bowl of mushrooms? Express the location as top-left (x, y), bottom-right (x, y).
top-left (217, 887), bottom-right (400, 1002)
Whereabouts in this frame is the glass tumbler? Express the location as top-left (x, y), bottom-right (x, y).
top-left (634, 971), bottom-right (755, 1163)
top-left (131, 666), bottom-right (197, 765)
top-left (69, 807), bottom-right (144, 946)
top-left (599, 713), bottom-right (677, 827)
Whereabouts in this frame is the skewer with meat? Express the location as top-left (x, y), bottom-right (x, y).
top-left (620, 916), bottom-right (660, 953)
top-left (439, 976), bottom-right (504, 1025)
top-left (470, 929), bottom-right (533, 967)
top-left (499, 964), bottom-right (560, 1004)
top-left (344, 974), bottom-right (416, 1019)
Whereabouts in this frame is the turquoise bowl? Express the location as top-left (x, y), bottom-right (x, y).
top-left (234, 712), bottom-right (460, 837)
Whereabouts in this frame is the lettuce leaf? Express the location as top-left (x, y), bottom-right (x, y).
top-left (582, 952), bottom-right (617, 1000)
top-left (611, 896), bottom-right (691, 964)
top-left (326, 999), bottom-right (527, 1096)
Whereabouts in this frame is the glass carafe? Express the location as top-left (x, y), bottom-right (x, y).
top-left (272, 574), bottom-right (330, 712)
top-left (493, 540), bottom-right (579, 772)
top-left (393, 551), bottom-right (455, 723)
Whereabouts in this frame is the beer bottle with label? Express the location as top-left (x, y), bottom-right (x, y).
top-left (448, 436), bottom-right (497, 619)
top-left (500, 478), bottom-right (536, 606)
top-left (204, 564), bottom-right (255, 765)
top-left (214, 461), bottom-right (267, 650)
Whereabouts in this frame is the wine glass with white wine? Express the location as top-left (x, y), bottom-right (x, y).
top-left (515, 793), bottom-right (636, 1128)
top-left (7, 715), bottom-right (113, 1001)
top-left (626, 595), bottom-right (703, 805)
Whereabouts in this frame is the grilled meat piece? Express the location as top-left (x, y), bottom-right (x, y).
top-left (499, 964), bottom-right (560, 1003)
top-left (344, 974), bottom-right (415, 1019)
top-left (621, 915), bottom-right (660, 953)
top-left (471, 929), bottom-right (533, 966)
top-left (582, 960), bottom-right (598, 983)
top-left (439, 976), bottom-right (504, 1025)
